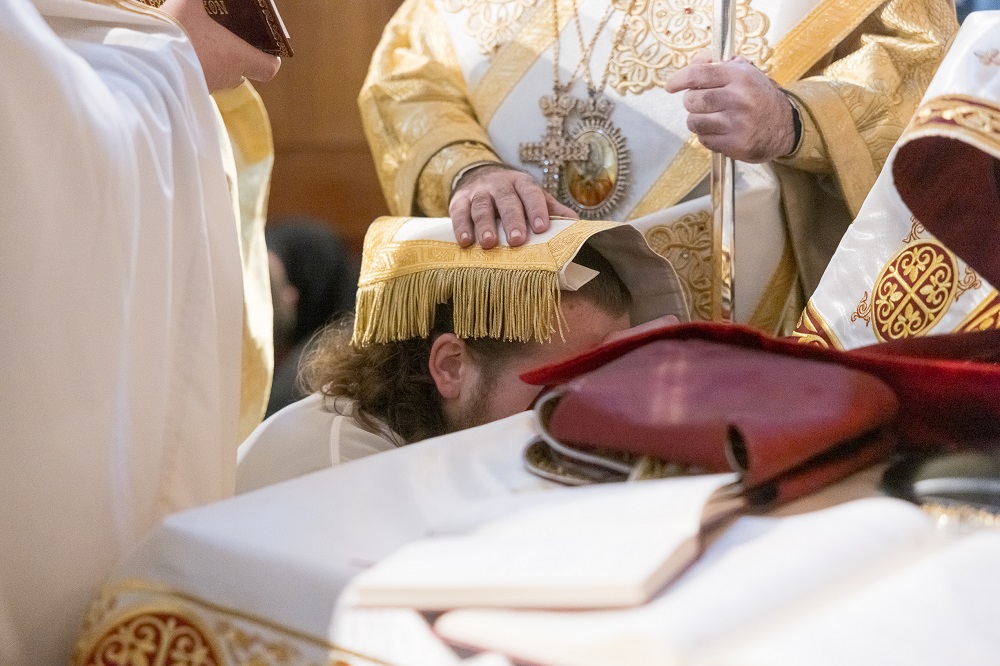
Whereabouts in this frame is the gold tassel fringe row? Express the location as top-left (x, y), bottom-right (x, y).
top-left (353, 267), bottom-right (565, 346)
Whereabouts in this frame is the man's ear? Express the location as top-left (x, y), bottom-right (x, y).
top-left (429, 333), bottom-right (471, 400)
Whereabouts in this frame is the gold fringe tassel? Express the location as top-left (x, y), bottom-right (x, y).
top-left (353, 267), bottom-right (564, 346)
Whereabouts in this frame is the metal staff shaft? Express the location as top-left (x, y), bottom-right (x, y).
top-left (711, 0), bottom-right (737, 323)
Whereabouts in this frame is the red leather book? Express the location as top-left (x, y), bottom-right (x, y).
top-left (524, 323), bottom-right (1000, 504)
top-left (138, 0), bottom-right (292, 57)
top-left (537, 338), bottom-right (898, 504)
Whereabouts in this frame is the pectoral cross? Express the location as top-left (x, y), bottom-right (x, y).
top-left (519, 93), bottom-right (590, 196)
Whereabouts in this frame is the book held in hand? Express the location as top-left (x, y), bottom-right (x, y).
top-left (139, 0), bottom-right (293, 57)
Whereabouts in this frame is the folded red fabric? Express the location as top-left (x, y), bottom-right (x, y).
top-left (893, 133), bottom-right (1000, 291)
top-left (526, 323), bottom-right (1000, 448)
top-left (547, 340), bottom-right (898, 481)
top-left (525, 323), bottom-right (1000, 502)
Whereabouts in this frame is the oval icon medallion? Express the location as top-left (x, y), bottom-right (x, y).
top-left (559, 99), bottom-right (631, 220)
top-left (564, 129), bottom-right (618, 210)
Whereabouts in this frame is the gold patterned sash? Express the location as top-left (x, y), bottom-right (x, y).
top-left (472, 0), bottom-right (576, 125)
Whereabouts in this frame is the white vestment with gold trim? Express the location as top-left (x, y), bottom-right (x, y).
top-left (793, 11), bottom-right (1000, 349)
top-left (0, 1), bottom-right (244, 662)
top-left (360, 0), bottom-right (958, 331)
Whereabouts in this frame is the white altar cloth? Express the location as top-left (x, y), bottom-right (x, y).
top-left (73, 412), bottom-right (1000, 665)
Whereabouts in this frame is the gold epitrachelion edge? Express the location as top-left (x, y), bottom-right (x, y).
top-left (472, 0), bottom-right (577, 126)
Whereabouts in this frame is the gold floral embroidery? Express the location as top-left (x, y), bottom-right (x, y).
top-left (608, 0), bottom-right (772, 95)
top-left (74, 580), bottom-right (392, 666)
top-left (870, 241), bottom-right (957, 342)
top-left (955, 266), bottom-right (983, 302)
top-left (900, 216), bottom-right (980, 302)
top-left (852, 290), bottom-right (871, 326)
top-left (902, 216), bottom-right (925, 244)
top-left (218, 620), bottom-right (322, 666)
top-left (827, 71), bottom-right (905, 171)
top-left (792, 300), bottom-right (841, 349)
top-left (975, 48), bottom-right (1000, 67)
top-left (955, 291), bottom-right (1000, 332)
top-left (79, 608), bottom-right (223, 666)
top-left (442, 0), bottom-right (540, 56)
top-left (644, 211), bottom-right (713, 320)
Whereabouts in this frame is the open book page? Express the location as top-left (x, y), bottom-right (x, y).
top-left (435, 498), bottom-right (945, 666)
top-left (352, 474), bottom-right (738, 610)
top-left (704, 530), bottom-right (1000, 666)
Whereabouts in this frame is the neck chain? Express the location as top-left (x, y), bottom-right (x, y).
top-left (566, 0), bottom-right (632, 95)
top-left (519, 0), bottom-right (636, 220)
top-left (559, 0), bottom-right (616, 94)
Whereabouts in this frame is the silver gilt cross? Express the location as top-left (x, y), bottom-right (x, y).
top-left (519, 94), bottom-right (590, 196)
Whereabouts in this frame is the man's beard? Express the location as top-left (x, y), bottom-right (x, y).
top-left (446, 374), bottom-right (495, 434)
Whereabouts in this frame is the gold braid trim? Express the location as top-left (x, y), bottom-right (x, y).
top-left (903, 94), bottom-right (1000, 159)
top-left (955, 290), bottom-right (1000, 333)
top-left (354, 266), bottom-right (563, 345)
top-left (353, 217), bottom-right (617, 345)
top-left (791, 299), bottom-right (843, 350)
top-left (627, 136), bottom-right (710, 220)
top-left (748, 236), bottom-right (799, 333)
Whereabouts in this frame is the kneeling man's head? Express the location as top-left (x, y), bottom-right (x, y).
top-left (301, 217), bottom-right (688, 444)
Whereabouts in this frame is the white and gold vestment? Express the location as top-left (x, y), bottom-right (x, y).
top-left (360, 0), bottom-right (957, 331)
top-left (794, 11), bottom-right (1000, 349)
top-left (0, 0), bottom-right (273, 661)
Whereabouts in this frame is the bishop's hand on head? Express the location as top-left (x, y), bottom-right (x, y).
top-left (160, 0), bottom-right (280, 92)
top-left (449, 163), bottom-right (577, 249)
top-left (664, 51), bottom-right (797, 164)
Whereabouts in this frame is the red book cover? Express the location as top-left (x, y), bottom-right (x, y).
top-left (138, 0), bottom-right (293, 57)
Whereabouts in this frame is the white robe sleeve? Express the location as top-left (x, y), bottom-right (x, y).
top-left (236, 393), bottom-right (400, 494)
top-left (0, 0), bottom-right (244, 662)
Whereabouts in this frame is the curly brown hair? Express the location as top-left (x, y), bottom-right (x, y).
top-left (299, 243), bottom-right (631, 445)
